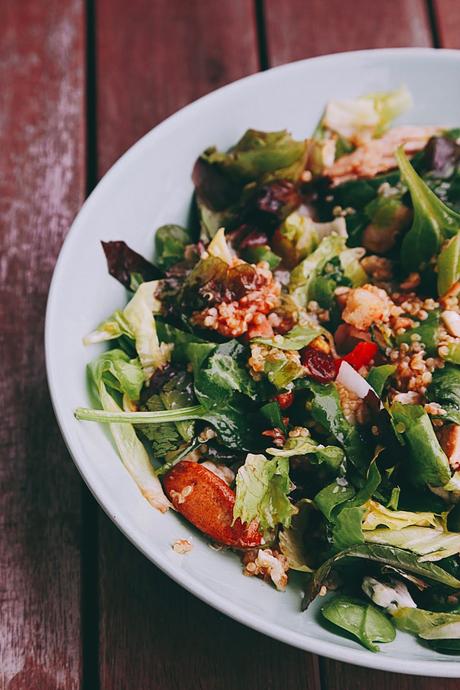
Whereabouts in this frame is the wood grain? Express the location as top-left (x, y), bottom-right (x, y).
top-left (96, 0), bottom-right (260, 177)
top-left (433, 0), bottom-right (460, 48)
top-left (0, 1), bottom-right (85, 689)
top-left (96, 1), bottom-right (321, 688)
top-left (263, 0), bottom-right (432, 65)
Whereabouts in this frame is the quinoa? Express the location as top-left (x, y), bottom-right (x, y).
top-left (191, 260), bottom-right (281, 338)
top-left (242, 548), bottom-right (289, 591)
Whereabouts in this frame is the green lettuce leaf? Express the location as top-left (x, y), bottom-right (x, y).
top-left (322, 86), bottom-right (412, 139)
top-left (289, 235), bottom-right (347, 308)
top-left (362, 500), bottom-right (440, 531)
top-left (267, 432), bottom-right (345, 469)
top-left (88, 349), bottom-right (144, 402)
top-left (233, 453), bottom-right (296, 532)
top-left (278, 499), bottom-right (315, 572)
top-left (366, 365), bottom-right (396, 397)
top-left (154, 224), bottom-right (193, 270)
top-left (88, 354), bottom-right (171, 512)
top-left (202, 129), bottom-right (308, 184)
top-left (84, 281), bottom-right (169, 380)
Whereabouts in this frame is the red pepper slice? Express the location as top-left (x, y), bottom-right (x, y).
top-left (342, 341), bottom-right (378, 370)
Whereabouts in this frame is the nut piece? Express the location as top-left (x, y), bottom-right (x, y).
top-left (439, 424), bottom-right (460, 471)
top-left (172, 539), bottom-right (192, 554)
top-left (442, 310), bottom-right (460, 338)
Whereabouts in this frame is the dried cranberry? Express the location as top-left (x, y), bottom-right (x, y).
top-left (275, 392), bottom-right (294, 410)
top-left (238, 229), bottom-right (269, 250)
top-left (301, 347), bottom-right (337, 383)
top-left (227, 263), bottom-right (257, 300)
top-left (253, 180), bottom-right (301, 222)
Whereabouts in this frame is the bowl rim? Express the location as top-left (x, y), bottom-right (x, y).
top-left (45, 47), bottom-right (460, 677)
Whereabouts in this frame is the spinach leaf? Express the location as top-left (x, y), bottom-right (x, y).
top-left (390, 402), bottom-right (451, 487)
top-left (303, 543), bottom-right (460, 609)
top-left (296, 379), bottom-right (369, 472)
top-left (366, 365), bottom-right (396, 397)
top-left (332, 506), bottom-right (365, 551)
top-left (314, 481), bottom-right (355, 520)
top-left (321, 595), bottom-right (395, 652)
top-left (261, 402), bottom-right (286, 432)
top-left (194, 340), bottom-right (259, 404)
top-left (154, 224), bottom-right (193, 270)
top-left (396, 148), bottom-right (460, 272)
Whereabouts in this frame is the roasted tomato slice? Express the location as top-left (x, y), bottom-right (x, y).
top-left (163, 461), bottom-right (262, 548)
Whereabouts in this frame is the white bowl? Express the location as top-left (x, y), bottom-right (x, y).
top-left (46, 48), bottom-right (460, 677)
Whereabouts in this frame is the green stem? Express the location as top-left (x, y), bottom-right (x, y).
top-left (74, 404), bottom-right (205, 424)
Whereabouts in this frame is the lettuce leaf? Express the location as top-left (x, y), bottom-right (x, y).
top-left (279, 499), bottom-right (315, 572)
top-left (84, 281), bottom-right (170, 380)
top-left (364, 526), bottom-right (460, 562)
top-left (88, 354), bottom-right (171, 512)
top-left (88, 349), bottom-right (144, 402)
top-left (323, 86), bottom-right (412, 140)
top-left (154, 224), bottom-right (193, 270)
top-left (362, 500), bottom-right (440, 531)
top-left (233, 453), bottom-right (296, 531)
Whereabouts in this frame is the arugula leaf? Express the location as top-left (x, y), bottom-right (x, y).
top-left (261, 402), bottom-right (286, 433)
top-left (321, 595), bottom-right (395, 652)
top-left (101, 240), bottom-right (162, 290)
top-left (154, 224), bottom-right (193, 270)
top-left (395, 310), bottom-right (440, 356)
top-left (396, 147), bottom-right (460, 271)
top-left (390, 402), bottom-right (451, 487)
top-left (367, 365), bottom-right (396, 397)
top-left (303, 543), bottom-right (460, 609)
top-left (87, 353), bottom-right (171, 512)
top-left (438, 234), bottom-right (460, 296)
top-left (233, 453), bottom-right (297, 531)
top-left (253, 324), bottom-right (321, 351)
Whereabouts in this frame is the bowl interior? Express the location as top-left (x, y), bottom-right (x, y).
top-left (46, 48), bottom-right (460, 676)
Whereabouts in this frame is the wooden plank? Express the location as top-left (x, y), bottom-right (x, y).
top-left (96, 0), bottom-right (260, 177)
top-left (433, 0), bottom-right (460, 48)
top-left (100, 515), bottom-right (321, 690)
top-left (263, 0), bottom-right (432, 65)
top-left (0, 1), bottom-right (85, 688)
top-left (262, 1), bottom-right (459, 688)
top-left (96, 1), bottom-right (321, 688)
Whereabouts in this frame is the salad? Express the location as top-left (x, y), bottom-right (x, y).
top-left (76, 86), bottom-right (460, 654)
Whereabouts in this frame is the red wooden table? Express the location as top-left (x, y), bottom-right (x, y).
top-left (2, 1), bottom-right (460, 688)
